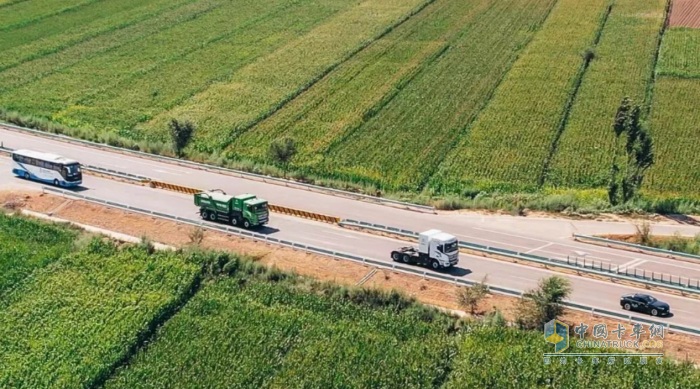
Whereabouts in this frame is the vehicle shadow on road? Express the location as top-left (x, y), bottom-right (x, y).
top-left (445, 267), bottom-right (471, 277)
top-left (253, 226), bottom-right (280, 235)
top-left (65, 185), bottom-right (90, 193)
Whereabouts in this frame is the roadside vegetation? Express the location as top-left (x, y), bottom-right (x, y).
top-left (0, 214), bottom-right (698, 388)
top-left (604, 222), bottom-right (700, 257)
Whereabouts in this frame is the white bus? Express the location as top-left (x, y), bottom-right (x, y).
top-left (11, 149), bottom-right (82, 187)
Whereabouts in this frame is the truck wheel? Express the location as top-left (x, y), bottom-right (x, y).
top-left (200, 210), bottom-right (208, 220)
top-left (391, 252), bottom-right (400, 262)
top-left (231, 217), bottom-right (238, 226)
top-left (243, 219), bottom-right (251, 229)
top-left (401, 254), bottom-right (410, 263)
top-left (430, 260), bottom-right (440, 270)
top-left (208, 212), bottom-right (217, 222)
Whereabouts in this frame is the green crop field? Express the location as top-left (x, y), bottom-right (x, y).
top-left (2, 0), bottom-right (700, 202)
top-left (643, 27), bottom-right (700, 194)
top-left (445, 326), bottom-right (699, 389)
top-left (0, 213), bottom-right (77, 294)
top-left (0, 237), bottom-right (199, 389)
top-left (434, 0), bottom-right (612, 193)
top-left (102, 270), bottom-right (457, 389)
top-left (1, 214), bottom-right (698, 387)
top-left (546, 0), bottom-right (667, 189)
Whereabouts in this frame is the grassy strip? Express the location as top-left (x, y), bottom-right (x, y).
top-left (0, 0), bottom-right (277, 118)
top-left (434, 0), bottom-right (612, 194)
top-left (657, 27), bottom-right (700, 78)
top-left (444, 326), bottom-right (698, 389)
top-left (0, 0), bottom-right (104, 31)
top-left (228, 0), bottom-right (492, 167)
top-left (320, 0), bottom-right (558, 191)
top-left (0, 212), bottom-right (77, 295)
top-left (138, 0), bottom-right (429, 152)
top-left (645, 77), bottom-right (700, 193)
top-left (0, 0), bottom-right (193, 71)
top-left (0, 0), bottom-right (221, 94)
top-left (546, 0), bottom-right (667, 188)
top-left (0, 239), bottom-right (201, 389)
top-left (55, 0), bottom-right (355, 136)
top-left (102, 265), bottom-right (457, 389)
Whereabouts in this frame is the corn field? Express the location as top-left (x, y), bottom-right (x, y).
top-left (2, 0), bottom-right (700, 200)
top-left (445, 326), bottom-right (699, 389)
top-left (435, 0), bottom-right (612, 193)
top-left (103, 271), bottom-right (458, 389)
top-left (546, 0), bottom-right (667, 189)
top-left (0, 213), bottom-right (76, 294)
top-left (1, 215), bottom-right (698, 387)
top-left (0, 238), bottom-right (199, 389)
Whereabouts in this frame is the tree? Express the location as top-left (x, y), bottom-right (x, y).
top-left (268, 137), bottom-right (297, 176)
top-left (169, 119), bottom-right (195, 157)
top-left (516, 276), bottom-right (571, 329)
top-left (457, 276), bottom-right (489, 315)
top-left (608, 98), bottom-right (654, 205)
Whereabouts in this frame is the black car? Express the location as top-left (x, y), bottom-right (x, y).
top-left (620, 294), bottom-right (670, 316)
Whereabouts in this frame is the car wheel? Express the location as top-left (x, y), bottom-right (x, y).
top-left (401, 254), bottom-right (410, 263)
top-left (243, 219), bottom-right (251, 229)
top-left (431, 260), bottom-right (440, 270)
top-left (231, 217), bottom-right (238, 226)
top-left (623, 303), bottom-right (631, 311)
top-left (651, 309), bottom-right (659, 317)
top-left (391, 252), bottom-right (400, 262)
top-left (209, 212), bottom-right (217, 222)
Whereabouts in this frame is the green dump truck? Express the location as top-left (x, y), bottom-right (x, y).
top-left (194, 189), bottom-right (269, 228)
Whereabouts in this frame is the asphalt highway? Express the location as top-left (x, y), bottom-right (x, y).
top-left (2, 152), bottom-right (700, 329)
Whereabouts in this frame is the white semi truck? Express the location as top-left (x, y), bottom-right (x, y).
top-left (391, 229), bottom-right (459, 270)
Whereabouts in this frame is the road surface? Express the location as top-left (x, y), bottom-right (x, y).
top-left (2, 127), bottom-right (700, 328)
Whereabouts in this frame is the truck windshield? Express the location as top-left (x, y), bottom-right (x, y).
top-left (444, 241), bottom-right (458, 252)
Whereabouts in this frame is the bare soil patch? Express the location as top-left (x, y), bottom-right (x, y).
top-left (670, 0), bottom-right (700, 28)
top-left (2, 189), bottom-right (699, 364)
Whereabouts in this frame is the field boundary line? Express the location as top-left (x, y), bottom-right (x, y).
top-left (218, 0), bottom-right (441, 147)
top-left (537, 0), bottom-right (616, 188)
top-left (0, 122), bottom-right (435, 213)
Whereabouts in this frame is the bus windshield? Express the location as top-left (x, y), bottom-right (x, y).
top-left (64, 164), bottom-right (81, 174)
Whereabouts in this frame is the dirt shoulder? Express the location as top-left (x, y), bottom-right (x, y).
top-left (2, 190), bottom-right (699, 364)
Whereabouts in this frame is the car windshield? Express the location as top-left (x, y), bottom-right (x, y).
top-left (647, 296), bottom-right (657, 303)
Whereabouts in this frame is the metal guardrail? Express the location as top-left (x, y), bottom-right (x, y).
top-left (1, 122), bottom-right (435, 213)
top-left (339, 219), bottom-right (700, 296)
top-left (33, 186), bottom-right (700, 337)
top-left (574, 234), bottom-right (700, 262)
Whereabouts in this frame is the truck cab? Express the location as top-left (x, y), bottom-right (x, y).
top-left (419, 229), bottom-right (459, 268)
top-left (391, 229), bottom-right (459, 270)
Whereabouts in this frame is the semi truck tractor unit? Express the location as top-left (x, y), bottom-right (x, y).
top-left (391, 229), bottom-right (459, 270)
top-left (195, 190), bottom-right (269, 228)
